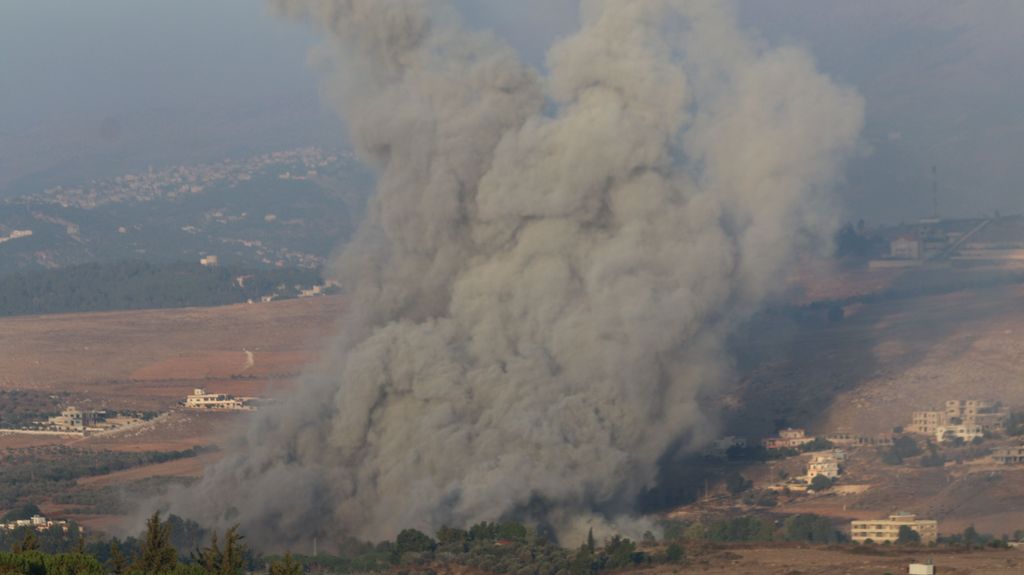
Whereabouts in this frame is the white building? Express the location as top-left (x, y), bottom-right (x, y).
top-left (890, 236), bottom-right (922, 259)
top-left (851, 513), bottom-right (938, 544)
top-left (0, 515), bottom-right (70, 533)
top-left (935, 424), bottom-right (983, 443)
top-left (807, 453), bottom-right (842, 480)
top-left (184, 388), bottom-right (253, 411)
top-left (47, 407), bottom-right (97, 431)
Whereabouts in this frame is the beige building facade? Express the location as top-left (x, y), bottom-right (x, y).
top-left (851, 513), bottom-right (938, 544)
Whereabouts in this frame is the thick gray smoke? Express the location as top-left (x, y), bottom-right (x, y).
top-left (167, 0), bottom-right (863, 547)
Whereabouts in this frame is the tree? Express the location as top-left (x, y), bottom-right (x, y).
top-left (665, 543), bottom-right (684, 563)
top-left (269, 552), bottom-right (303, 575)
top-left (436, 525), bottom-right (468, 550)
top-left (706, 516), bottom-right (774, 542)
top-left (12, 529), bottom-right (39, 553)
top-left (882, 449), bottom-right (903, 466)
top-left (809, 474), bottom-right (834, 491)
top-left (194, 531), bottom-right (222, 573)
top-left (218, 525), bottom-right (246, 575)
top-left (586, 528), bottom-right (595, 553)
top-left (109, 541), bottom-right (129, 575)
top-left (604, 535), bottom-right (641, 569)
top-left (1, 503), bottom-right (41, 522)
top-left (725, 472), bottom-right (753, 495)
top-left (569, 545), bottom-right (595, 575)
top-left (395, 529), bottom-right (436, 554)
top-left (920, 447), bottom-right (947, 468)
top-left (963, 525), bottom-right (982, 548)
top-left (784, 514), bottom-right (837, 544)
top-left (1006, 412), bottom-right (1024, 436)
top-left (892, 436), bottom-right (922, 458)
top-left (897, 525), bottom-right (921, 545)
top-left (682, 523), bottom-right (706, 541)
top-left (134, 511), bottom-right (178, 574)
top-left (495, 522), bottom-right (527, 541)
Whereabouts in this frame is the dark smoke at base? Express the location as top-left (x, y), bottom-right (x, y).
top-left (161, 0), bottom-right (863, 550)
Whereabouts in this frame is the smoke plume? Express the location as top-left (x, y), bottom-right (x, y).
top-left (168, 0), bottom-right (863, 547)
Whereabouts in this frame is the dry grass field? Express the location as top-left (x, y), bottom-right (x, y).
top-left (0, 296), bottom-right (346, 531)
top-left (646, 545), bottom-right (1024, 574)
top-left (728, 283), bottom-right (1024, 438)
top-left (0, 296), bottom-right (344, 410)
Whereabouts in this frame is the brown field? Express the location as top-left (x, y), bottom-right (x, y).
top-left (648, 545), bottom-right (1024, 575)
top-left (0, 296), bottom-right (344, 395)
top-left (0, 297), bottom-right (345, 531)
top-left (0, 295), bottom-right (345, 452)
top-left (728, 283), bottom-right (1024, 438)
top-left (76, 449), bottom-right (221, 488)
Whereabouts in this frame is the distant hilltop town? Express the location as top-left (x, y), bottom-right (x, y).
top-left (22, 147), bottom-right (353, 210)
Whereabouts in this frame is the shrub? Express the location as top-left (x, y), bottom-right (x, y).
top-left (784, 514), bottom-right (837, 544)
top-left (725, 472), bottom-right (753, 495)
top-left (896, 525), bottom-right (920, 545)
top-left (396, 529), bottom-right (436, 554)
top-left (665, 544), bottom-right (684, 563)
top-left (809, 475), bottom-right (833, 491)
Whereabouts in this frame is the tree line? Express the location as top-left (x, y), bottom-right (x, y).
top-left (0, 260), bottom-right (327, 317)
top-left (4, 510), bottom-right (1023, 575)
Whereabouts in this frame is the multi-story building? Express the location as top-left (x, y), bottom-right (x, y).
top-left (184, 388), bottom-right (253, 411)
top-left (851, 513), bottom-right (938, 544)
top-left (763, 428), bottom-right (816, 450)
top-left (909, 399), bottom-right (1007, 437)
top-left (807, 454), bottom-right (841, 480)
top-left (890, 237), bottom-right (922, 260)
top-left (47, 407), bottom-right (98, 431)
top-left (945, 400), bottom-right (997, 420)
top-left (826, 433), bottom-right (893, 447)
top-left (945, 399), bottom-right (1006, 432)
top-left (935, 424), bottom-right (984, 443)
top-left (910, 411), bottom-right (946, 435)
top-left (993, 445), bottom-right (1024, 465)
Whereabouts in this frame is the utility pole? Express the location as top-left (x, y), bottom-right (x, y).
top-left (931, 166), bottom-right (939, 219)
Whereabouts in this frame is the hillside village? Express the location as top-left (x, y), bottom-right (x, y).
top-left (683, 395), bottom-right (1024, 545)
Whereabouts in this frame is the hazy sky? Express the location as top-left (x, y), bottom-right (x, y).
top-left (2, 0), bottom-right (1022, 223)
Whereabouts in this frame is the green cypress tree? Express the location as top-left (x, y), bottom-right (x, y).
top-left (135, 511), bottom-right (178, 574)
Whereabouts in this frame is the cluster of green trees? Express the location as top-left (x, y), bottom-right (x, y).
top-left (662, 514), bottom-right (840, 545)
top-left (0, 260), bottom-right (327, 317)
top-left (881, 435), bottom-right (923, 465)
top-left (54, 476), bottom-right (196, 515)
top-left (937, 525), bottom-right (1020, 549)
top-left (0, 446), bottom-right (207, 509)
top-left (0, 390), bottom-right (69, 429)
top-left (1006, 412), bottom-right (1024, 436)
top-left (0, 512), bottom-right (303, 575)
top-left (7, 511), bottom-right (1022, 575)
